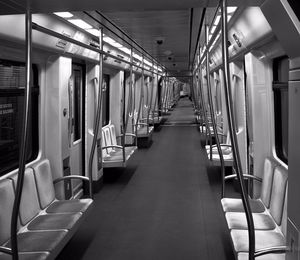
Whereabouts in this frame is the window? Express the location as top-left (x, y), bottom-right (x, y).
top-left (102, 74), bottom-right (110, 126)
top-left (72, 64), bottom-right (84, 142)
top-left (273, 57), bottom-right (289, 164)
top-left (0, 59), bottom-right (39, 176)
top-left (215, 79), bottom-right (222, 113)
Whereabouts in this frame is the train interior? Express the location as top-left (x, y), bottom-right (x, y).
top-left (0, 0), bottom-right (300, 259)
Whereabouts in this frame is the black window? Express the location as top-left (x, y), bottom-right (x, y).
top-left (0, 59), bottom-right (39, 176)
top-left (273, 57), bottom-right (289, 164)
top-left (72, 65), bottom-right (83, 142)
top-left (102, 74), bottom-right (110, 126)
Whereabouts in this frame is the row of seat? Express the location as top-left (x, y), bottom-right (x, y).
top-left (205, 132), bottom-right (233, 167)
top-left (221, 158), bottom-right (288, 259)
top-left (102, 124), bottom-right (137, 168)
top-left (0, 159), bottom-right (93, 260)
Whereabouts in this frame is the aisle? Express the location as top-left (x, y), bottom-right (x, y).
top-left (165, 97), bottom-right (196, 125)
top-left (57, 98), bottom-right (234, 260)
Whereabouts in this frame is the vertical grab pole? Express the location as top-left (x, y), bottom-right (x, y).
top-left (136, 55), bottom-right (144, 136)
top-left (220, 1), bottom-right (255, 259)
top-left (147, 62), bottom-right (154, 134)
top-left (11, 9), bottom-right (32, 260)
top-left (154, 71), bottom-right (159, 121)
top-left (200, 64), bottom-right (212, 147)
top-left (130, 48), bottom-right (136, 145)
top-left (205, 25), bottom-right (225, 197)
top-left (88, 28), bottom-right (104, 199)
top-left (198, 61), bottom-right (208, 136)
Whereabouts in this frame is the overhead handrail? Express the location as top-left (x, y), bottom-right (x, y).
top-left (205, 24), bottom-right (225, 197)
top-left (10, 9), bottom-right (32, 260)
top-left (88, 28), bottom-right (104, 199)
top-left (68, 75), bottom-right (73, 147)
top-left (220, 1), bottom-right (255, 260)
top-left (32, 23), bottom-right (164, 77)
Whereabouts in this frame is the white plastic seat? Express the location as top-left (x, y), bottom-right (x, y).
top-left (102, 124), bottom-right (137, 168)
top-left (225, 165), bottom-right (288, 231)
top-left (221, 158), bottom-right (276, 213)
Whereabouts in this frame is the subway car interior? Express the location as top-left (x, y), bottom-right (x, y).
top-left (0, 0), bottom-right (299, 259)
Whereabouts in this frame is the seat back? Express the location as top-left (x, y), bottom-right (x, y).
top-left (0, 179), bottom-right (16, 245)
top-left (101, 130), bottom-right (108, 157)
top-left (269, 166), bottom-right (288, 226)
top-left (32, 159), bottom-right (56, 209)
top-left (109, 124), bottom-right (117, 146)
top-left (11, 168), bottom-right (41, 226)
top-left (104, 127), bottom-right (113, 153)
top-left (260, 158), bottom-right (276, 207)
top-left (280, 187), bottom-right (288, 237)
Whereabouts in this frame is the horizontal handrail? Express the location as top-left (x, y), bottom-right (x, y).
top-left (117, 133), bottom-right (136, 138)
top-left (53, 175), bottom-right (90, 184)
top-left (254, 246), bottom-right (289, 257)
top-left (225, 174), bottom-right (262, 182)
top-left (31, 23), bottom-right (163, 76)
top-left (102, 145), bottom-right (123, 150)
top-left (0, 246), bottom-right (12, 255)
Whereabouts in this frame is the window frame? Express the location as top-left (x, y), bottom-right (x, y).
top-left (0, 59), bottom-right (39, 176)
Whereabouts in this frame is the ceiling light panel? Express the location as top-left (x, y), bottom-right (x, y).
top-left (54, 12), bottom-right (73, 18)
top-left (68, 19), bottom-right (92, 29)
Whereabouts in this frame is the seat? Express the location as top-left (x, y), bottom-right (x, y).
top-left (32, 159), bottom-right (93, 214)
top-left (230, 229), bottom-right (285, 253)
top-left (221, 158), bottom-right (276, 213)
top-left (102, 124), bottom-right (137, 167)
top-left (225, 165), bottom-right (288, 230)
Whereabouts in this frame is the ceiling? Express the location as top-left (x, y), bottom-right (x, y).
top-left (0, 0), bottom-right (264, 77)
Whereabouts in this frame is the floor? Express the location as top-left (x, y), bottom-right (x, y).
top-left (57, 97), bottom-right (235, 260)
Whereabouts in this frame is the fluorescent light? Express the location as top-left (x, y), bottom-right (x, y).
top-left (86, 28), bottom-right (100, 37)
top-left (69, 19), bottom-right (92, 29)
top-left (210, 25), bottom-right (216, 34)
top-left (110, 42), bottom-right (123, 48)
top-left (120, 47), bottom-right (131, 55)
top-left (103, 36), bottom-right (115, 45)
top-left (227, 7), bottom-right (237, 13)
top-left (144, 59), bottom-right (152, 67)
top-left (54, 12), bottom-right (73, 18)
top-left (133, 53), bottom-right (142, 61)
top-left (214, 15), bottom-right (221, 26)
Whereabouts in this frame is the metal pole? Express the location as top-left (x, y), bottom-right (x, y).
top-left (200, 65), bottom-right (212, 146)
top-left (11, 9), bottom-right (32, 260)
top-left (136, 55), bottom-right (144, 136)
top-left (205, 25), bottom-right (225, 197)
top-left (88, 28), bottom-right (104, 199)
top-left (220, 1), bottom-right (255, 259)
top-left (129, 48), bottom-right (136, 145)
top-left (147, 63), bottom-right (154, 132)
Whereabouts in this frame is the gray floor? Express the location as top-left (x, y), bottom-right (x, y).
top-left (57, 97), bottom-right (234, 260)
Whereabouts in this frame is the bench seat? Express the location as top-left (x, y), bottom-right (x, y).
top-left (231, 229), bottom-right (285, 253)
top-left (102, 124), bottom-right (137, 168)
top-left (221, 158), bottom-right (276, 213)
top-left (222, 157), bottom-right (288, 259)
top-left (221, 198), bottom-right (266, 213)
top-left (0, 159), bottom-right (93, 259)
